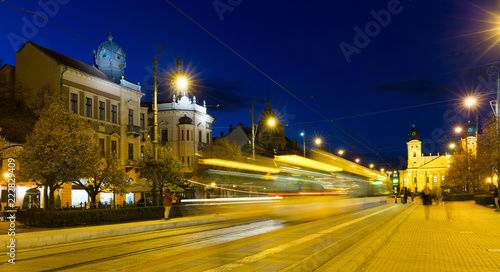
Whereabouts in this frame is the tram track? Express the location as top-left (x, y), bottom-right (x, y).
top-left (2, 219), bottom-right (285, 271)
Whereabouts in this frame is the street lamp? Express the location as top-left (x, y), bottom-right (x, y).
top-left (449, 143), bottom-right (456, 149)
top-left (152, 44), bottom-right (190, 206)
top-left (151, 43), bottom-right (166, 206)
top-left (300, 131), bottom-right (305, 157)
top-left (315, 138), bottom-right (322, 145)
top-left (250, 104), bottom-right (276, 160)
top-left (355, 158), bottom-right (360, 163)
top-left (338, 149), bottom-right (344, 155)
top-left (369, 164), bottom-right (374, 169)
top-left (465, 97), bottom-right (478, 139)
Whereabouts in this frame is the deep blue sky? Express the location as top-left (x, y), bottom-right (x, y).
top-left (2, 0), bottom-right (500, 169)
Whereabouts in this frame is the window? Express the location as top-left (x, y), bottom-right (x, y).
top-left (182, 156), bottom-right (185, 164)
top-left (140, 113), bottom-right (145, 130)
top-left (187, 130), bottom-right (190, 141)
top-left (99, 101), bottom-right (105, 121)
top-left (111, 140), bottom-right (117, 155)
top-left (70, 93), bottom-right (78, 114)
top-left (99, 138), bottom-right (105, 156)
top-left (181, 130), bottom-right (184, 141)
top-left (161, 129), bottom-right (168, 142)
top-left (187, 157), bottom-right (190, 167)
top-left (128, 109), bottom-right (133, 125)
top-left (413, 151), bottom-right (416, 158)
top-left (111, 105), bottom-right (117, 123)
top-left (128, 144), bottom-right (134, 160)
top-left (85, 98), bottom-right (92, 118)
top-left (199, 130), bottom-right (202, 142)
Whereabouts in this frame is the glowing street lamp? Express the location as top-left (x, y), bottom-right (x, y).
top-left (449, 143), bottom-right (456, 149)
top-left (455, 127), bottom-right (462, 133)
top-left (315, 138), bottom-right (322, 145)
top-left (355, 158), bottom-right (360, 163)
top-left (465, 97), bottom-right (476, 107)
top-left (300, 131), bottom-right (305, 157)
top-left (369, 164), bottom-right (374, 168)
top-left (338, 150), bottom-right (344, 155)
top-left (267, 118), bottom-right (276, 126)
top-left (176, 76), bottom-right (188, 89)
top-left (381, 168), bottom-right (385, 172)
top-left (251, 104), bottom-right (277, 160)
top-left (465, 97), bottom-right (479, 138)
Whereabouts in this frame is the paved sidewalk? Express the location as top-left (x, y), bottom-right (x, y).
top-left (357, 201), bottom-right (500, 272)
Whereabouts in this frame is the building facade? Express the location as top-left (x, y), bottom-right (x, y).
top-left (0, 36), bottom-right (147, 209)
top-left (154, 56), bottom-right (215, 174)
top-left (400, 124), bottom-right (476, 196)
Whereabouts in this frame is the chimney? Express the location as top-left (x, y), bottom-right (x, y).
top-left (229, 125), bottom-right (233, 133)
top-left (220, 132), bottom-right (223, 137)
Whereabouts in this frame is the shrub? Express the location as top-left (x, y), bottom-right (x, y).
top-left (22, 194), bottom-right (29, 210)
top-left (474, 195), bottom-right (494, 206)
top-left (442, 194), bottom-right (475, 201)
top-left (17, 206), bottom-right (164, 227)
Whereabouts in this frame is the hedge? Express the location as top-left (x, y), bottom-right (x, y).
top-left (474, 195), bottom-right (495, 206)
top-left (17, 206), bottom-right (164, 227)
top-left (442, 194), bottom-right (475, 201)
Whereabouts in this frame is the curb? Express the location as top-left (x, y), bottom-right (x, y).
top-left (0, 215), bottom-right (234, 251)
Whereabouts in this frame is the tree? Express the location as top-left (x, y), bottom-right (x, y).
top-left (73, 153), bottom-right (129, 208)
top-left (137, 143), bottom-right (183, 197)
top-left (446, 114), bottom-right (498, 193)
top-left (193, 137), bottom-right (246, 182)
top-left (18, 97), bottom-right (99, 210)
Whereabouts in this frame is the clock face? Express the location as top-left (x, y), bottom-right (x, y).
top-left (468, 128), bottom-right (474, 133)
top-left (411, 132), bottom-right (416, 136)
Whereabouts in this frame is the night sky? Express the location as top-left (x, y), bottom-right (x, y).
top-left (2, 0), bottom-right (500, 170)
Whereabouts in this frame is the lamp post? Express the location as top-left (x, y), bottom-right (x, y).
top-left (465, 97), bottom-right (478, 139)
top-left (151, 43), bottom-right (166, 206)
top-left (251, 103), bottom-right (276, 161)
top-left (301, 131), bottom-right (305, 157)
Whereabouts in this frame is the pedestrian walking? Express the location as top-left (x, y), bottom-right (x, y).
top-left (163, 188), bottom-right (173, 219)
top-left (422, 186), bottom-right (432, 219)
top-left (493, 185), bottom-right (499, 212)
top-left (410, 191), bottom-right (415, 203)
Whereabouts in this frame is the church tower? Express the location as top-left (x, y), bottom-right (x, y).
top-left (94, 33), bottom-right (126, 83)
top-left (462, 121), bottom-right (477, 156)
top-left (407, 125), bottom-right (422, 168)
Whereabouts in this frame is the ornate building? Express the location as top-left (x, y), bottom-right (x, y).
top-left (0, 36), bottom-right (148, 208)
top-left (154, 56), bottom-right (215, 174)
top-left (401, 124), bottom-right (476, 195)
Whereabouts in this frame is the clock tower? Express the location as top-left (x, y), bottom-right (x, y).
top-left (407, 125), bottom-right (422, 168)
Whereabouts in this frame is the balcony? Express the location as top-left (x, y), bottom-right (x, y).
top-left (126, 125), bottom-right (141, 137)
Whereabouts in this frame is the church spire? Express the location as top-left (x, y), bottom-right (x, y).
top-left (176, 54), bottom-right (182, 73)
